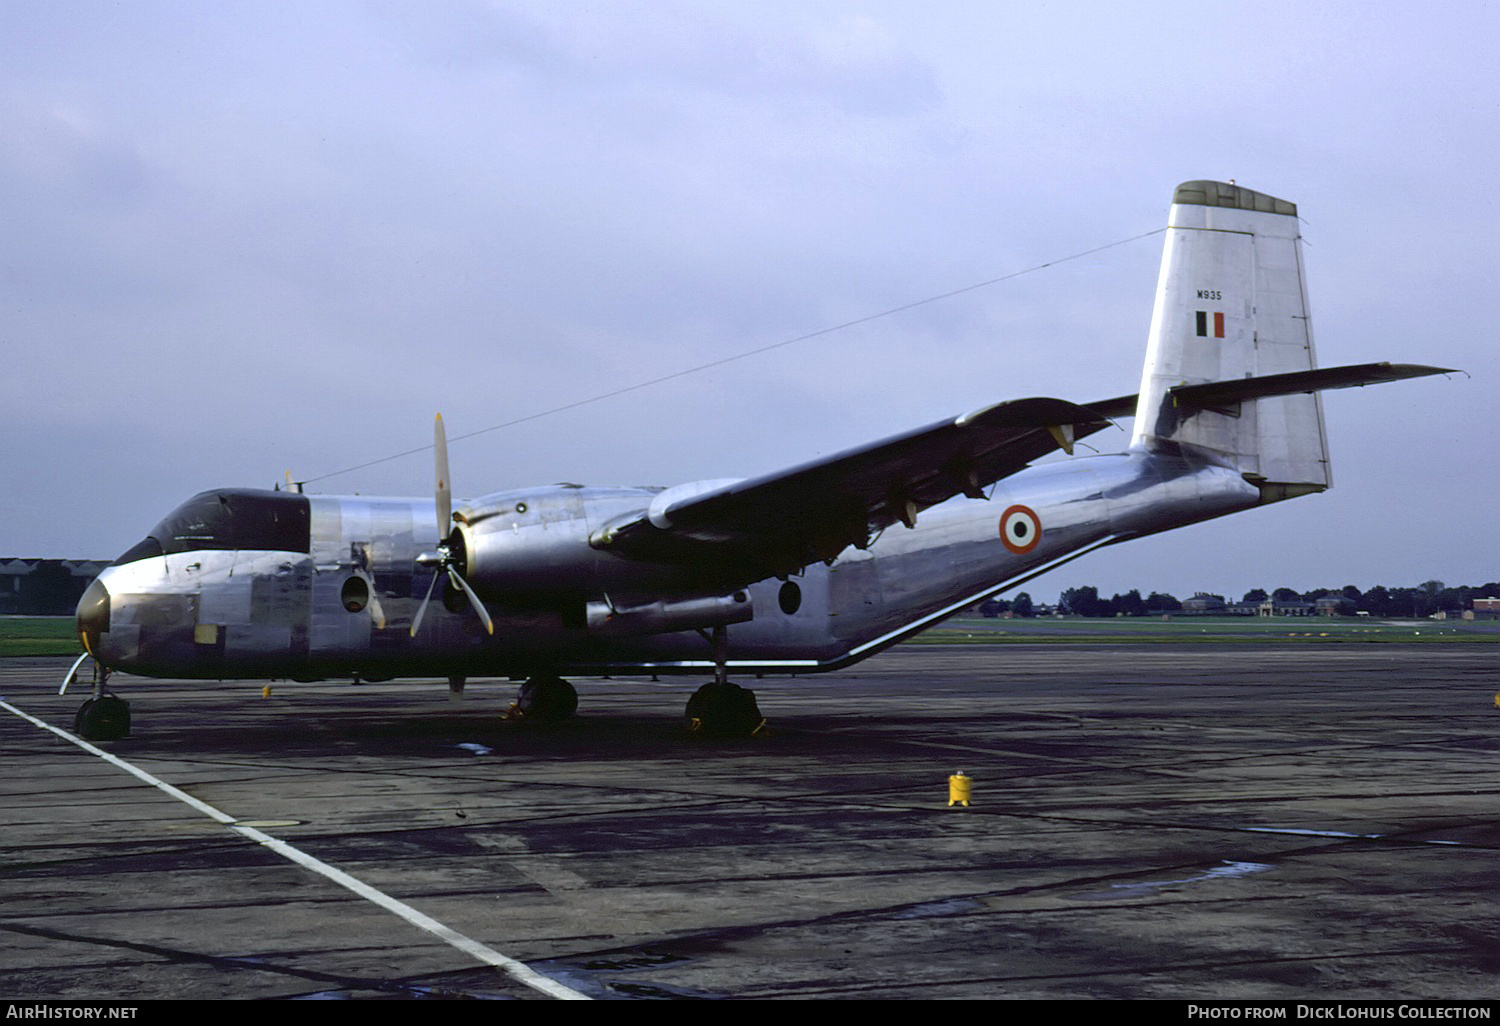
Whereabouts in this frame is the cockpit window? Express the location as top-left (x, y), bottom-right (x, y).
top-left (113, 489), bottom-right (311, 565)
top-left (113, 536), bottom-right (163, 565)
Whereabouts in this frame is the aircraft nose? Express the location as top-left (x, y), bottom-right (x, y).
top-left (76, 576), bottom-right (110, 656)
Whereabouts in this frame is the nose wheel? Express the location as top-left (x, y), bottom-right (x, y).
top-left (75, 693), bottom-right (131, 741)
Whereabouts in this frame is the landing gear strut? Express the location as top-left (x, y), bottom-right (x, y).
top-left (510, 675), bottom-right (578, 724)
top-left (685, 626), bottom-right (765, 737)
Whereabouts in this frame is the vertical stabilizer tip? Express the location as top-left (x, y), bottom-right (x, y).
top-left (1173, 180), bottom-right (1296, 217)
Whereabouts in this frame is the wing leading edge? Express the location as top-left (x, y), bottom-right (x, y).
top-left (590, 397), bottom-right (1115, 584)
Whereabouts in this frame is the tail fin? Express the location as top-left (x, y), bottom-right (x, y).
top-left (1133, 181), bottom-right (1329, 502)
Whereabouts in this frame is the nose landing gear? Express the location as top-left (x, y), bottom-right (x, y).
top-left (75, 692), bottom-right (131, 741)
top-left (64, 658), bottom-right (130, 742)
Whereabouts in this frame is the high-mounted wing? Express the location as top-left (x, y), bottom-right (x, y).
top-left (590, 396), bottom-right (1115, 586)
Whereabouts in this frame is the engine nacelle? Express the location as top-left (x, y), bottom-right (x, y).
top-left (455, 487), bottom-right (636, 596)
top-left (451, 485), bottom-right (732, 599)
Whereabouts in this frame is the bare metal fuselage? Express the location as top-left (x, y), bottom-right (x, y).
top-left (84, 448), bottom-right (1256, 682)
top-left (78, 180), bottom-right (1447, 693)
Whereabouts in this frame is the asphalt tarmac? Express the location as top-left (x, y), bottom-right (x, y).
top-left (2, 643), bottom-right (1498, 1001)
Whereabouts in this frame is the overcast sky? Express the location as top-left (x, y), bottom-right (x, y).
top-left (2, 0), bottom-right (1492, 602)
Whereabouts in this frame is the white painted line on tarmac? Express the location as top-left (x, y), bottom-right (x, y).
top-left (0, 697), bottom-right (590, 1001)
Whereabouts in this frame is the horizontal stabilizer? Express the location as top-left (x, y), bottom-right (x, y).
top-left (1085, 363), bottom-right (1455, 422)
top-left (1169, 362), bottom-right (1457, 411)
top-left (1085, 393), bottom-right (1138, 420)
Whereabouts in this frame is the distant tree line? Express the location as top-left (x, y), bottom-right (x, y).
top-left (980, 580), bottom-right (1500, 618)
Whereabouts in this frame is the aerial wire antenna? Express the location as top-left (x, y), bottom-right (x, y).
top-left (303, 226), bottom-right (1166, 485)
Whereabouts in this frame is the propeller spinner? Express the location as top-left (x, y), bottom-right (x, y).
top-left (411, 414), bottom-right (495, 638)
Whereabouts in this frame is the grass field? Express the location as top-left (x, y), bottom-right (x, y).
top-left (0, 617), bottom-right (82, 657)
top-left (4, 613), bottom-right (1496, 660)
top-left (918, 615), bottom-right (1500, 644)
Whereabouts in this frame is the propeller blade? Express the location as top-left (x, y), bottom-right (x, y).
top-left (414, 414), bottom-right (491, 637)
top-left (434, 413), bottom-right (452, 542)
top-left (366, 588), bottom-right (387, 631)
top-left (448, 568), bottom-right (495, 636)
top-left (410, 570), bottom-right (440, 638)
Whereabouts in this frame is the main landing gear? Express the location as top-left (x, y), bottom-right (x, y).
top-left (444, 674), bottom-right (578, 724)
top-left (685, 625), bottom-right (766, 738)
top-left (685, 680), bottom-right (764, 737)
top-left (508, 675), bottom-right (578, 724)
top-left (462, 624), bottom-right (766, 737)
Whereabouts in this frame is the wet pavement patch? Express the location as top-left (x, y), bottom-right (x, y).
top-left (1071, 860), bottom-right (1273, 901)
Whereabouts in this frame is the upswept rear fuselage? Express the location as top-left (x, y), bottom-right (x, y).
top-left (81, 446), bottom-right (1259, 682)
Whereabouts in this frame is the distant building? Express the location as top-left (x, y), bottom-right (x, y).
top-left (1248, 598), bottom-right (1315, 616)
top-left (1473, 598), bottom-right (1500, 620)
top-left (1181, 593), bottom-right (1227, 615)
top-left (0, 559), bottom-right (109, 616)
top-left (1178, 593), bottom-right (1319, 617)
top-left (1315, 597), bottom-right (1355, 617)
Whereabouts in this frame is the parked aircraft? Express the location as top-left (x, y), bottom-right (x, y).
top-left (68, 181), bottom-right (1452, 740)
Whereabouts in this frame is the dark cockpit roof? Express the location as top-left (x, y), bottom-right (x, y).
top-left (113, 489), bottom-right (311, 565)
